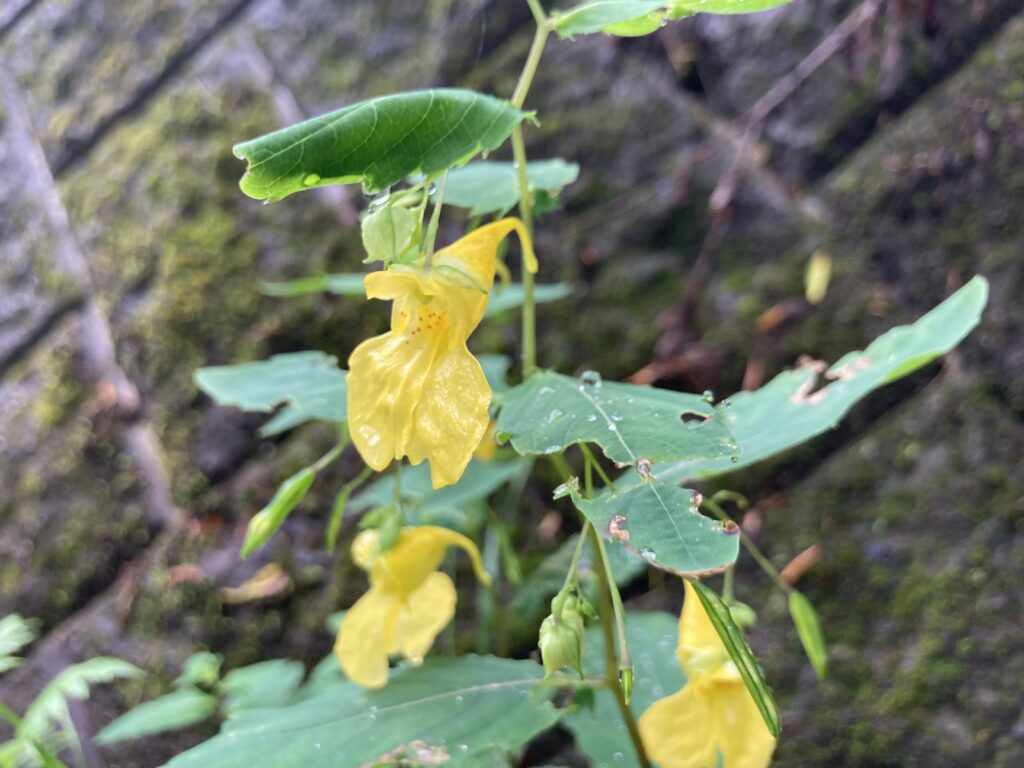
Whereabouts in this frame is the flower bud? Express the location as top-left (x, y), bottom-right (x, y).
top-left (539, 602), bottom-right (585, 678)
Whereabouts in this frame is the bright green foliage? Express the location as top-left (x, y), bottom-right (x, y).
top-left (233, 89), bottom-right (525, 201)
top-left (260, 274), bottom-right (572, 317)
top-left (690, 580), bottom-right (780, 737)
top-left (166, 656), bottom-right (560, 768)
top-left (241, 467), bottom-right (316, 557)
top-left (654, 276), bottom-right (989, 484)
top-left (221, 660), bottom-right (305, 713)
top-left (496, 369), bottom-right (738, 466)
top-left (788, 591), bottom-right (828, 680)
top-left (261, 273), bottom-right (367, 297)
top-left (486, 282), bottom-right (573, 316)
top-left (564, 479), bottom-right (740, 575)
top-left (442, 159), bottom-right (580, 216)
top-left (350, 459), bottom-right (528, 531)
top-left (174, 652), bottom-right (222, 690)
top-left (193, 351), bottom-right (347, 437)
top-left (96, 690), bottom-right (218, 745)
top-left (552, 0), bottom-right (792, 37)
top-left (565, 611), bottom-right (683, 767)
top-left (0, 615), bottom-right (36, 674)
top-left (361, 205), bottom-right (419, 265)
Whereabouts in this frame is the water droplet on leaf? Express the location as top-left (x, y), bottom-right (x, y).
top-left (580, 370), bottom-right (602, 388)
top-left (702, 389), bottom-right (715, 403)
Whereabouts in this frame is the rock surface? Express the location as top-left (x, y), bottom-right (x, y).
top-left (1, 1), bottom-right (1022, 766)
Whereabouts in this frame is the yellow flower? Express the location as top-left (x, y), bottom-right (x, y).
top-left (348, 218), bottom-right (536, 489)
top-left (638, 580), bottom-right (777, 768)
top-left (333, 525), bottom-right (490, 689)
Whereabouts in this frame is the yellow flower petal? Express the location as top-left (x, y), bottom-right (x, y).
top-left (371, 525), bottom-right (490, 595)
top-left (639, 679), bottom-right (775, 768)
top-left (333, 586), bottom-right (398, 689)
top-left (679, 579), bottom-right (729, 672)
top-left (404, 344), bottom-right (491, 488)
top-left (390, 571), bottom-right (457, 662)
top-left (640, 580), bottom-right (776, 768)
top-left (348, 218), bottom-right (535, 488)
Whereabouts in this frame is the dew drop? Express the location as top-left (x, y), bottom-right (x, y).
top-left (607, 424), bottom-right (618, 432)
top-left (613, 752), bottom-right (625, 762)
top-left (640, 547), bottom-right (657, 562)
top-left (586, 414), bottom-right (598, 422)
top-left (547, 408), bottom-right (565, 423)
top-left (427, 182), bottom-right (438, 195)
top-left (702, 389), bottom-right (715, 403)
top-left (544, 444), bottom-right (562, 454)
top-left (458, 744), bottom-right (469, 753)
top-left (454, 695), bottom-right (465, 704)
top-left (314, 743), bottom-right (322, 750)
top-left (611, 413), bottom-right (623, 422)
top-left (580, 370), bottom-right (602, 388)
top-left (538, 386), bottom-right (556, 396)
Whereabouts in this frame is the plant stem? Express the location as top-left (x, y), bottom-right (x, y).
top-left (310, 442), bottom-right (345, 474)
top-left (587, 523), bottom-right (651, 768)
top-left (703, 498), bottom-right (792, 593)
top-left (511, 11), bottom-right (550, 377)
top-left (422, 171), bottom-right (448, 273)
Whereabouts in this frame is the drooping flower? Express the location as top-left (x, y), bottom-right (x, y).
top-left (348, 218), bottom-right (536, 489)
top-left (638, 580), bottom-right (777, 768)
top-left (333, 525), bottom-right (490, 689)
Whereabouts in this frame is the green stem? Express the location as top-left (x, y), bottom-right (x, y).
top-left (578, 443), bottom-right (613, 487)
top-left (422, 171), bottom-right (448, 273)
top-left (587, 523), bottom-right (651, 768)
top-left (510, 11), bottom-right (550, 377)
top-left (703, 498), bottom-right (792, 593)
top-left (310, 441), bottom-right (345, 474)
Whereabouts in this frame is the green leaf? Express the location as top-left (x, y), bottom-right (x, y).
top-left (496, 370), bottom-right (737, 466)
top-left (689, 580), bottom-right (781, 737)
top-left (233, 89), bottom-right (525, 202)
top-left (486, 283), bottom-right (573, 316)
top-left (166, 656), bottom-right (560, 768)
top-left (222, 660), bottom-right (305, 715)
top-left (173, 652), bottom-right (223, 690)
top-left (96, 690), bottom-right (218, 744)
top-left (477, 353), bottom-right (513, 395)
top-left (350, 459), bottom-right (528, 531)
top-left (0, 614), bottom-right (37, 661)
top-left (361, 205), bottom-right (419, 265)
top-left (194, 352), bottom-right (347, 437)
top-left (788, 590), bottom-right (827, 680)
top-left (442, 160), bottom-right (580, 216)
top-left (564, 611), bottom-right (683, 767)
top-left (654, 276), bottom-right (989, 484)
top-left (566, 479), bottom-right (739, 576)
top-left (241, 468), bottom-right (316, 557)
top-left (552, 0), bottom-right (792, 37)
top-left (20, 658), bottom-right (142, 742)
top-left (551, 1), bottom-right (672, 37)
top-left (261, 273), bottom-right (367, 298)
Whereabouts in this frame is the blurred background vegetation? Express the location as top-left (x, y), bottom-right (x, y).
top-left (1, 1), bottom-right (1023, 765)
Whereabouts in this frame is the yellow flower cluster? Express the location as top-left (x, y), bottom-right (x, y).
top-left (639, 580), bottom-right (777, 768)
top-left (347, 218), bottom-right (534, 489)
top-left (333, 525), bottom-right (489, 689)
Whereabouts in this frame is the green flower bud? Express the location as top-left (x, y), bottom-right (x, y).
top-left (727, 600), bottom-right (758, 629)
top-left (539, 602), bottom-right (585, 678)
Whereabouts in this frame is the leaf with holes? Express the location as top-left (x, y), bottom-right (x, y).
top-left (442, 159), bottom-right (580, 216)
top-left (652, 276), bottom-right (989, 485)
top-left (565, 611), bottom-right (684, 767)
top-left (496, 370), bottom-right (737, 466)
top-left (233, 89), bottom-right (525, 201)
top-left (165, 656), bottom-right (560, 768)
top-left (565, 478), bottom-right (740, 576)
top-left (194, 352), bottom-right (347, 437)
